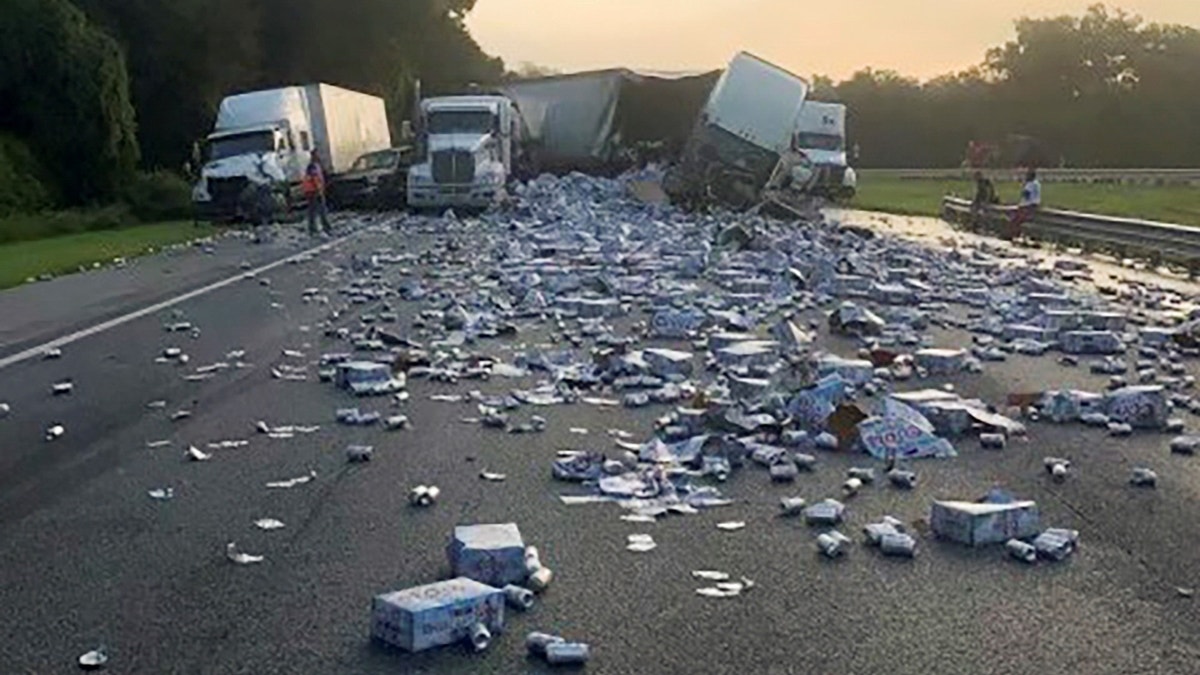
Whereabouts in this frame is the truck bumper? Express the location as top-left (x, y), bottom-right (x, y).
top-left (407, 184), bottom-right (503, 209)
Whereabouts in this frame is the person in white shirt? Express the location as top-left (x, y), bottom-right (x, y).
top-left (1009, 168), bottom-right (1041, 240)
top-left (1020, 169), bottom-right (1042, 207)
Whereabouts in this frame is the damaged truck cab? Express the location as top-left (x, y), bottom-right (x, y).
top-left (192, 84), bottom-right (391, 222)
top-left (406, 96), bottom-right (520, 211)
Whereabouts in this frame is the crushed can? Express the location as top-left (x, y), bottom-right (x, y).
top-left (814, 432), bottom-right (839, 450)
top-left (527, 566), bottom-right (553, 593)
top-left (409, 485), bottom-right (439, 507)
top-left (781, 429), bottom-right (811, 447)
top-left (887, 469), bottom-right (917, 489)
top-left (847, 467), bottom-right (876, 484)
top-left (524, 546), bottom-right (542, 575)
top-left (1044, 457), bottom-right (1070, 482)
top-left (526, 632), bottom-right (566, 657)
top-left (346, 445), bottom-right (373, 463)
top-left (770, 461), bottom-right (799, 482)
top-left (841, 476), bottom-right (864, 497)
top-left (979, 433), bottom-right (1007, 450)
top-left (1108, 422), bottom-right (1133, 436)
top-left (863, 522), bottom-right (899, 546)
top-left (469, 623), bottom-right (492, 652)
top-left (793, 453), bottom-right (818, 471)
top-left (879, 532), bottom-right (917, 558)
top-left (545, 642), bottom-right (591, 665)
top-left (817, 530), bottom-right (852, 558)
top-left (804, 499), bottom-right (846, 525)
top-left (503, 585), bottom-right (535, 611)
top-left (1033, 528), bottom-right (1078, 561)
top-left (780, 497), bottom-right (807, 517)
top-left (1169, 436), bottom-right (1200, 455)
top-left (1130, 467), bottom-right (1157, 487)
top-left (1006, 539), bottom-right (1038, 563)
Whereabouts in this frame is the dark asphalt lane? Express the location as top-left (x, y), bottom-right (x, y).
top-left (1, 216), bottom-right (1199, 674)
top-left (0, 217), bottom-right (368, 360)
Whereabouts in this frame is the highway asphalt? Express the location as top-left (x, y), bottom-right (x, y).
top-left (1, 211), bottom-right (1199, 674)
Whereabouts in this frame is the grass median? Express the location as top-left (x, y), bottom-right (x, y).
top-left (851, 173), bottom-right (1200, 227)
top-left (0, 221), bottom-right (216, 290)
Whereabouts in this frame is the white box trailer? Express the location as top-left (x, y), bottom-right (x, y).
top-left (195, 83), bottom-right (390, 219)
top-left (304, 84), bottom-right (392, 175)
top-left (705, 52), bottom-right (809, 156)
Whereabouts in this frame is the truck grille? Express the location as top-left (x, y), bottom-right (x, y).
top-left (815, 165), bottom-right (846, 185)
top-left (431, 150), bottom-right (475, 184)
top-left (208, 177), bottom-right (249, 206)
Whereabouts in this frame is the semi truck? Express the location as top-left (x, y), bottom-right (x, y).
top-left (793, 101), bottom-right (856, 200)
top-left (407, 69), bottom-right (718, 211)
top-left (405, 95), bottom-right (522, 210)
top-left (664, 52), bottom-right (812, 210)
top-left (192, 84), bottom-right (391, 221)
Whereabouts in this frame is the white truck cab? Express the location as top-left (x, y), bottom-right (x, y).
top-left (192, 88), bottom-right (313, 218)
top-left (792, 101), bottom-right (855, 200)
top-left (407, 96), bottom-right (518, 210)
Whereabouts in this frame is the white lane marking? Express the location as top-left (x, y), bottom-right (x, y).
top-left (0, 234), bottom-right (353, 371)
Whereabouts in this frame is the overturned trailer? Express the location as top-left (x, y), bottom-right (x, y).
top-left (498, 69), bottom-right (717, 176)
top-left (664, 52), bottom-right (813, 211)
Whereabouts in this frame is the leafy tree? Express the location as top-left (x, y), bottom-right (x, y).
top-left (76, 0), bottom-right (502, 168)
top-left (0, 0), bottom-right (138, 203)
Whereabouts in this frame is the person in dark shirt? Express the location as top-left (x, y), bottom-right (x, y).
top-left (970, 171), bottom-right (998, 231)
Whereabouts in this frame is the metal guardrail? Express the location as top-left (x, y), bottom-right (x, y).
top-left (941, 195), bottom-right (1200, 275)
top-left (864, 168), bottom-right (1200, 185)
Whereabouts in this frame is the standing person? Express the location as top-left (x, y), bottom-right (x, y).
top-left (970, 171), bottom-right (998, 232)
top-left (303, 153), bottom-right (331, 236)
top-left (1008, 168), bottom-right (1041, 241)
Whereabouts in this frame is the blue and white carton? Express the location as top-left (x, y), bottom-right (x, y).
top-left (931, 500), bottom-right (1040, 546)
top-left (371, 577), bottom-right (504, 652)
top-left (447, 523), bottom-right (528, 587)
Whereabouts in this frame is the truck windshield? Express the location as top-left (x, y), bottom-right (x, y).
top-left (209, 132), bottom-right (276, 161)
top-left (351, 150), bottom-right (399, 172)
top-left (794, 133), bottom-right (844, 152)
top-left (427, 110), bottom-right (496, 135)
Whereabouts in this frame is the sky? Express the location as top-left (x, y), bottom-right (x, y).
top-left (466, 0), bottom-right (1200, 81)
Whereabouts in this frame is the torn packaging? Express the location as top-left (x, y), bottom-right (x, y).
top-left (827, 404), bottom-right (868, 450)
top-left (858, 399), bottom-right (957, 460)
top-left (786, 375), bottom-right (847, 429)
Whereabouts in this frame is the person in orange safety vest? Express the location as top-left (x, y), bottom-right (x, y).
top-left (304, 154), bottom-right (331, 236)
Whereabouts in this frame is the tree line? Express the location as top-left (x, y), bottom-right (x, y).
top-left (815, 4), bottom-right (1200, 169)
top-left (0, 2), bottom-right (1196, 216)
top-left (0, 0), bottom-right (501, 213)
